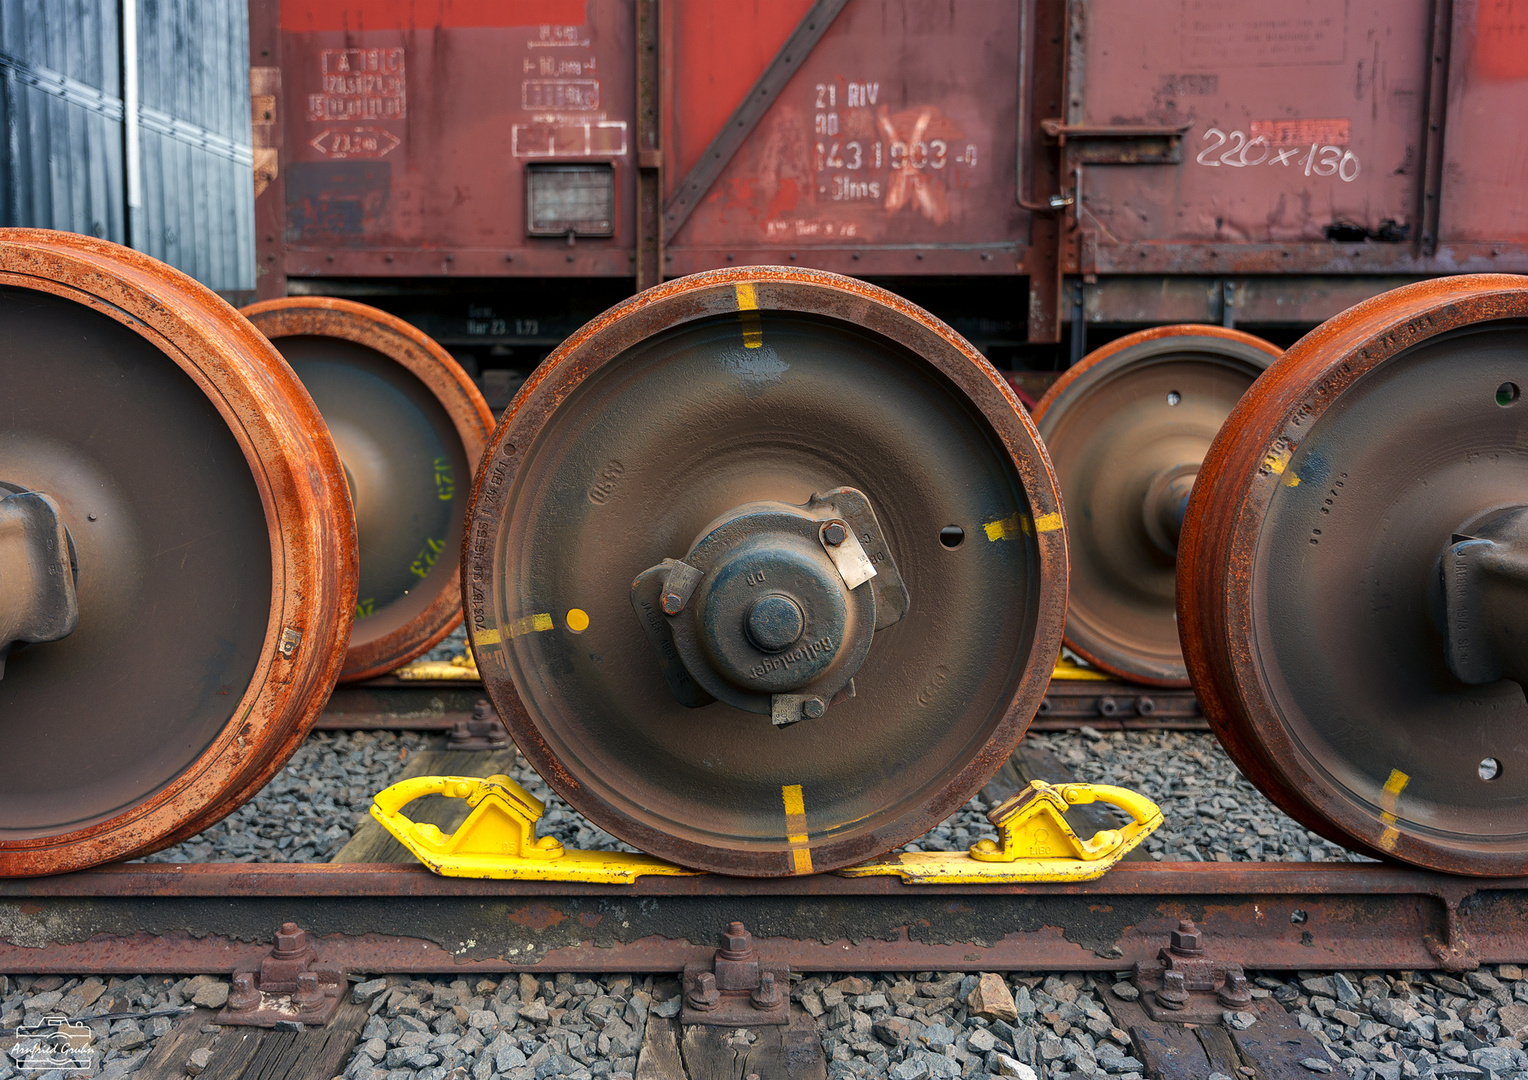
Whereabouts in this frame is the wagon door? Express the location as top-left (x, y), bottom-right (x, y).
top-left (1074, 0), bottom-right (1432, 259)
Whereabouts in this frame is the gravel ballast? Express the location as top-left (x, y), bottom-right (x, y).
top-left (7, 966), bottom-right (1528, 1079)
top-left (142, 731), bottom-right (435, 864)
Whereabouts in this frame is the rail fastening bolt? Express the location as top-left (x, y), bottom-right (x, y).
top-left (686, 972), bottom-right (721, 1011)
top-left (227, 972), bottom-right (260, 1011)
top-left (752, 971), bottom-right (782, 1010)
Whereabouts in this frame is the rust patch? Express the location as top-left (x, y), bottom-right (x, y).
top-left (508, 903), bottom-right (568, 931)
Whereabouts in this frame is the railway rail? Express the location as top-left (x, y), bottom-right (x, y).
top-left (0, 863), bottom-right (1518, 978)
top-left (311, 676), bottom-right (1206, 734)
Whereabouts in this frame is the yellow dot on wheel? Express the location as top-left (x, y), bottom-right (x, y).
top-left (566, 608), bottom-right (590, 633)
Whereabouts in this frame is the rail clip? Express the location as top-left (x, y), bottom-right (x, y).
top-left (838, 780), bottom-right (1163, 883)
top-left (370, 773), bottom-right (700, 882)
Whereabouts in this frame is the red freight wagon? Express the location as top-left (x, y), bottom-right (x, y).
top-left (250, 0), bottom-right (1528, 384)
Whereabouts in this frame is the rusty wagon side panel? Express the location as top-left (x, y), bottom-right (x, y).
top-left (663, 0), bottom-right (1029, 279)
top-left (1080, 0), bottom-right (1430, 246)
top-left (268, 0), bottom-right (636, 284)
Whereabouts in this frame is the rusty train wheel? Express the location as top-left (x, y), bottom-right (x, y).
top-left (1180, 275), bottom-right (1528, 876)
top-left (463, 267), bottom-right (1066, 876)
top-left (241, 298), bottom-right (494, 681)
top-left (0, 230), bottom-right (356, 876)
top-left (1035, 327), bottom-right (1278, 686)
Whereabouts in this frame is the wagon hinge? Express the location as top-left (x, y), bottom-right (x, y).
top-left (634, 0), bottom-right (663, 291)
top-left (1040, 121), bottom-right (1193, 165)
top-left (1423, 884), bottom-right (1481, 973)
top-left (660, 0), bottom-right (851, 244)
top-left (1061, 228), bottom-right (1100, 279)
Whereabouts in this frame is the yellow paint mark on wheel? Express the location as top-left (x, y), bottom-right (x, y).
top-left (509, 613), bottom-right (555, 638)
top-left (566, 608), bottom-right (590, 633)
top-left (983, 512), bottom-right (1025, 541)
top-left (983, 510), bottom-right (1059, 540)
top-left (1284, 473), bottom-right (1301, 487)
top-left (735, 282), bottom-right (763, 348)
top-left (1378, 768), bottom-right (1410, 851)
top-left (476, 615), bottom-right (555, 648)
top-left (782, 784), bottom-right (813, 875)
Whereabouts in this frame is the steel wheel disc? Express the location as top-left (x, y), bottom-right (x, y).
top-left (1180, 275), bottom-right (1528, 876)
top-left (464, 267), bottom-right (1066, 876)
top-left (0, 230), bottom-right (356, 876)
top-left (1035, 327), bottom-right (1277, 685)
top-left (241, 298), bottom-right (493, 681)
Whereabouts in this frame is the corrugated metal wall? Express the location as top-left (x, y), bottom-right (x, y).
top-left (0, 0), bottom-right (126, 244)
top-left (0, 0), bottom-right (254, 293)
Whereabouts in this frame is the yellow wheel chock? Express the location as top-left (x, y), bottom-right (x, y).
top-left (370, 773), bottom-right (700, 882)
top-left (837, 780), bottom-right (1163, 883)
top-left (1051, 651), bottom-right (1112, 681)
top-left (393, 652), bottom-right (479, 680)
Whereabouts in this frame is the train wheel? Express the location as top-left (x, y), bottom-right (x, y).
top-left (0, 230), bottom-right (356, 876)
top-left (241, 298), bottom-right (494, 681)
top-left (463, 267), bottom-right (1066, 876)
top-left (1180, 275), bottom-right (1528, 876)
top-left (1034, 327), bottom-right (1278, 685)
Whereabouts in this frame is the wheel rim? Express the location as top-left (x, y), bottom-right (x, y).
top-left (1035, 327), bottom-right (1277, 685)
top-left (0, 230), bottom-right (356, 876)
top-left (242, 298), bottom-right (493, 682)
top-left (464, 267), bottom-right (1066, 876)
top-left (1180, 275), bottom-right (1528, 876)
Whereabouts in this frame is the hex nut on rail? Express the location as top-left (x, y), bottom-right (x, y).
top-left (216, 922), bottom-right (346, 1028)
top-left (1132, 918), bottom-right (1252, 1023)
top-left (681, 921), bottom-right (789, 1027)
